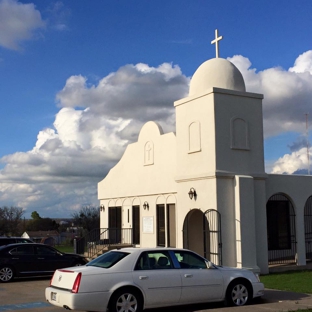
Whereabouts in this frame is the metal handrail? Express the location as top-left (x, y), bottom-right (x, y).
top-left (75, 228), bottom-right (133, 259)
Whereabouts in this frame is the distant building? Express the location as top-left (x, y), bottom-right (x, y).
top-left (98, 31), bottom-right (312, 274)
top-left (22, 230), bottom-right (59, 245)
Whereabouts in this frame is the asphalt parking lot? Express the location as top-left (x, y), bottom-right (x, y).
top-left (1, 277), bottom-right (312, 312)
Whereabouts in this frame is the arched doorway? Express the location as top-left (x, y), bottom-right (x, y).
top-left (266, 193), bottom-right (296, 265)
top-left (183, 209), bottom-right (222, 265)
top-left (304, 196), bottom-right (312, 262)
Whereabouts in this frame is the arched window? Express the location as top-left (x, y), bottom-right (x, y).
top-left (188, 121), bottom-right (201, 153)
top-left (231, 117), bottom-right (249, 150)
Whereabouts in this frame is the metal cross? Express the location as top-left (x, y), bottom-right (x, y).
top-left (211, 29), bottom-right (223, 58)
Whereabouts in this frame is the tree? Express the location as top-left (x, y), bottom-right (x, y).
top-left (72, 206), bottom-right (100, 235)
top-left (31, 211), bottom-right (41, 220)
top-left (0, 206), bottom-right (25, 236)
top-left (26, 217), bottom-right (58, 231)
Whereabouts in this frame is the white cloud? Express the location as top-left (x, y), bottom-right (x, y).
top-left (229, 51), bottom-right (312, 174)
top-left (271, 147), bottom-right (311, 174)
top-left (289, 50), bottom-right (312, 74)
top-left (56, 63), bottom-right (188, 122)
top-left (229, 51), bottom-right (312, 139)
top-left (1, 52), bottom-right (311, 216)
top-left (0, 0), bottom-right (45, 50)
top-left (0, 62), bottom-right (188, 217)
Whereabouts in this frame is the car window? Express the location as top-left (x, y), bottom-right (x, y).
top-left (135, 251), bottom-right (173, 270)
top-left (17, 239), bottom-right (33, 243)
top-left (87, 251), bottom-right (129, 268)
top-left (36, 245), bottom-right (57, 255)
top-left (173, 251), bottom-right (207, 269)
top-left (9, 245), bottom-right (34, 255)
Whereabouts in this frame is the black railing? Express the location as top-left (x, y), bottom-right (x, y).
top-left (267, 194), bottom-right (297, 265)
top-left (75, 228), bottom-right (133, 259)
top-left (304, 196), bottom-right (312, 262)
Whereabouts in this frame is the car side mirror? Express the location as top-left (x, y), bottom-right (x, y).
top-left (206, 261), bottom-right (215, 269)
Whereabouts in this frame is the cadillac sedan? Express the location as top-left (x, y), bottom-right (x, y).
top-left (0, 243), bottom-right (88, 282)
top-left (45, 247), bottom-right (264, 312)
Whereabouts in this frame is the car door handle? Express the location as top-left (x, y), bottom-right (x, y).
top-left (12, 258), bottom-right (19, 260)
top-left (184, 274), bottom-right (193, 278)
top-left (139, 276), bottom-right (148, 280)
top-left (37, 257), bottom-right (45, 260)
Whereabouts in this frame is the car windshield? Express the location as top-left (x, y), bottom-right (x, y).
top-left (87, 251), bottom-right (129, 268)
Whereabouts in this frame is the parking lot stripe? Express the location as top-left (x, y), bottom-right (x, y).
top-left (0, 302), bottom-right (51, 311)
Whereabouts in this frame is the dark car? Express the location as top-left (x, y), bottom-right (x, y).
top-left (0, 237), bottom-right (34, 246)
top-left (0, 243), bottom-right (88, 282)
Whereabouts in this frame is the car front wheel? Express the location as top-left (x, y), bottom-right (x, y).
top-left (226, 280), bottom-right (251, 306)
top-left (109, 288), bottom-right (143, 312)
top-left (0, 266), bottom-right (14, 283)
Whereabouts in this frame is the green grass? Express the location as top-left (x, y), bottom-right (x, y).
top-left (260, 270), bottom-right (312, 294)
top-left (260, 271), bottom-right (312, 312)
top-left (55, 245), bottom-right (74, 253)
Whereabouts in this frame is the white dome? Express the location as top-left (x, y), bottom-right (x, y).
top-left (189, 58), bottom-right (246, 96)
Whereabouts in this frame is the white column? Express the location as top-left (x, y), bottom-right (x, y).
top-left (234, 175), bottom-right (260, 272)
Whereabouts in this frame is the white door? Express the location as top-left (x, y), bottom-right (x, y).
top-left (179, 268), bottom-right (223, 303)
top-left (172, 250), bottom-right (223, 303)
top-left (122, 205), bottom-right (131, 244)
top-left (132, 251), bottom-right (181, 307)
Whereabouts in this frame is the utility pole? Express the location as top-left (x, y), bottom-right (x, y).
top-left (305, 113), bottom-right (310, 175)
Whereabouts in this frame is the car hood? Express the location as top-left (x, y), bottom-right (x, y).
top-left (215, 265), bottom-right (259, 282)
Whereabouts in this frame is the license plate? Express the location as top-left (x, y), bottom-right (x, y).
top-left (51, 292), bottom-right (57, 301)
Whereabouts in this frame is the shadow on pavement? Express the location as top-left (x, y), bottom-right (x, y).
top-left (261, 289), bottom-right (311, 303)
top-left (146, 290), bottom-right (312, 312)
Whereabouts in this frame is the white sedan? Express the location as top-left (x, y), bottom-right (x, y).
top-left (45, 247), bottom-right (264, 312)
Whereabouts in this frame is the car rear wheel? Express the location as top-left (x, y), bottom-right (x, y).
top-left (0, 266), bottom-right (14, 283)
top-left (226, 280), bottom-right (251, 306)
top-left (109, 287), bottom-right (143, 312)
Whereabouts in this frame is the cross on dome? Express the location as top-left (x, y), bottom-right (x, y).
top-left (211, 29), bottom-right (223, 58)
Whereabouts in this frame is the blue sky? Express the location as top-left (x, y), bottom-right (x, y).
top-left (0, 0), bottom-right (312, 218)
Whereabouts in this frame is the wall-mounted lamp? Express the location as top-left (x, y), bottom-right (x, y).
top-left (143, 201), bottom-right (149, 210)
top-left (100, 204), bottom-right (105, 212)
top-left (188, 187), bottom-right (197, 200)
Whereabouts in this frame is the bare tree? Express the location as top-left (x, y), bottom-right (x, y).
top-left (72, 205), bottom-right (100, 235)
top-left (0, 206), bottom-right (25, 236)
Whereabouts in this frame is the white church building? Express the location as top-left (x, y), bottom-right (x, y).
top-left (98, 31), bottom-right (312, 274)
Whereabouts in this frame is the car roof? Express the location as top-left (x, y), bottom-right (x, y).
top-left (110, 247), bottom-right (189, 254)
top-left (0, 242), bottom-right (48, 247)
top-left (0, 237), bottom-right (25, 239)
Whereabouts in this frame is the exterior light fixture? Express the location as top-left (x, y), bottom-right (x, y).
top-left (143, 201), bottom-right (149, 210)
top-left (188, 188), bottom-right (197, 200)
top-left (100, 205), bottom-right (105, 212)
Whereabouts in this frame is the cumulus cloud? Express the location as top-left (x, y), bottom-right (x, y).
top-left (229, 51), bottom-right (312, 139)
top-left (1, 51), bottom-right (312, 215)
top-left (0, 0), bottom-right (45, 50)
top-left (0, 63), bottom-right (188, 217)
top-left (229, 51), bottom-right (312, 174)
top-left (271, 147), bottom-right (311, 174)
top-left (56, 63), bottom-right (187, 122)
